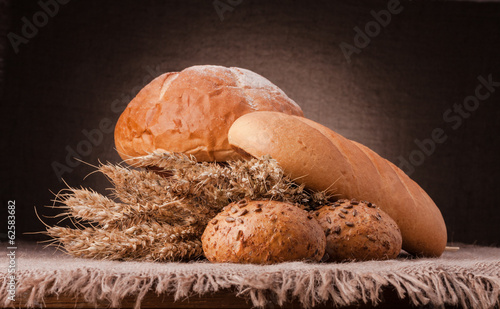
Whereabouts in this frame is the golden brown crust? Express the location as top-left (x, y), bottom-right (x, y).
top-left (227, 111), bottom-right (447, 257)
top-left (228, 112), bottom-right (340, 194)
top-left (114, 66), bottom-right (303, 164)
top-left (315, 199), bottom-right (402, 262)
top-left (201, 200), bottom-right (326, 264)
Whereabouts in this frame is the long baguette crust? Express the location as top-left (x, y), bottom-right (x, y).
top-left (228, 112), bottom-right (447, 257)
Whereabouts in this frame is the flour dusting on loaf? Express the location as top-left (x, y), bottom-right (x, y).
top-left (115, 65), bottom-right (303, 163)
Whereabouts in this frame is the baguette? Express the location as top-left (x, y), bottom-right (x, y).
top-left (228, 111), bottom-right (447, 257)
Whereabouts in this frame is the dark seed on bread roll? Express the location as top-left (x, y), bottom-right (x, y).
top-left (316, 199), bottom-right (402, 262)
top-left (202, 200), bottom-right (326, 264)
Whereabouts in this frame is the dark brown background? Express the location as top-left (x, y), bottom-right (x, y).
top-left (1, 0), bottom-right (499, 245)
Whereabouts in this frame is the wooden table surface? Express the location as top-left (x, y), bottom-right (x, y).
top-left (13, 289), bottom-right (461, 309)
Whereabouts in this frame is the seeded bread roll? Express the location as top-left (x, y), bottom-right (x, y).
top-left (315, 199), bottom-right (402, 262)
top-left (228, 111), bottom-right (447, 257)
top-left (202, 200), bottom-right (326, 264)
top-left (114, 65), bottom-right (303, 164)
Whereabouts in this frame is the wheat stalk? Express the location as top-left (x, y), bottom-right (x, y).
top-left (53, 187), bottom-right (208, 229)
top-left (99, 164), bottom-right (179, 205)
top-left (53, 188), bottom-right (124, 224)
top-left (148, 239), bottom-right (203, 261)
top-left (129, 150), bottom-right (198, 170)
top-left (130, 152), bottom-right (331, 209)
top-left (46, 152), bottom-right (334, 262)
top-left (46, 223), bottom-right (202, 261)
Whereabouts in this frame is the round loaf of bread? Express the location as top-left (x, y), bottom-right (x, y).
top-left (202, 199), bottom-right (326, 264)
top-left (315, 199), bottom-right (402, 262)
top-left (228, 111), bottom-right (447, 257)
top-left (114, 65), bottom-right (303, 164)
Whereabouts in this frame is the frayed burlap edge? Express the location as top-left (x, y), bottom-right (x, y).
top-left (1, 263), bottom-right (499, 309)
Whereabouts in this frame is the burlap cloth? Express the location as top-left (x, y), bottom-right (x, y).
top-left (1, 242), bottom-right (499, 308)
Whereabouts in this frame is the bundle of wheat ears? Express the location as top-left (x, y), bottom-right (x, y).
top-left (46, 152), bottom-right (332, 262)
